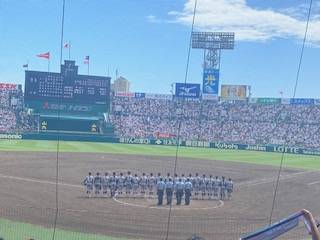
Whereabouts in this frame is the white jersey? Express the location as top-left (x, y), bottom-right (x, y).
top-left (148, 176), bottom-right (156, 186)
top-left (199, 177), bottom-right (206, 187)
top-left (213, 178), bottom-right (221, 188)
top-left (132, 176), bottom-right (140, 185)
top-left (207, 178), bottom-right (214, 189)
top-left (174, 177), bottom-right (179, 184)
top-left (140, 176), bottom-right (148, 185)
top-left (156, 176), bottom-right (162, 183)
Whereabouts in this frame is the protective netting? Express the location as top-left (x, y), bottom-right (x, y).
top-left (0, 0), bottom-right (318, 239)
top-left (0, 207), bottom-right (311, 240)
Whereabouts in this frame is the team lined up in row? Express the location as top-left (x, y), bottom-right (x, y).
top-left (83, 171), bottom-right (234, 201)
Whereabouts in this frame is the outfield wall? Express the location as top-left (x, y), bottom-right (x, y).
top-left (1, 133), bottom-right (320, 156)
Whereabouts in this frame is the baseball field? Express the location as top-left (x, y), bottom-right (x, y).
top-left (0, 139), bottom-right (319, 240)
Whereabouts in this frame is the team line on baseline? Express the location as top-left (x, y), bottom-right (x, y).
top-left (83, 172), bottom-right (234, 205)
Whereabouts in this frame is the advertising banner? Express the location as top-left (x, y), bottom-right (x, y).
top-left (281, 98), bottom-right (291, 105)
top-left (221, 85), bottom-right (247, 100)
top-left (290, 98), bottom-right (314, 105)
top-left (114, 92), bottom-right (135, 98)
top-left (145, 93), bottom-right (172, 100)
top-left (256, 98), bottom-right (281, 104)
top-left (134, 92), bottom-right (145, 98)
top-left (0, 83), bottom-right (18, 90)
top-left (203, 68), bottom-right (219, 94)
top-left (249, 98), bottom-right (258, 104)
top-left (175, 83), bottom-right (200, 98)
top-left (202, 94), bottom-right (219, 101)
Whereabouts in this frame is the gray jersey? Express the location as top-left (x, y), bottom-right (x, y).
top-left (84, 175), bottom-right (94, 186)
top-left (226, 180), bottom-right (233, 190)
top-left (117, 176), bottom-right (125, 186)
top-left (102, 176), bottom-right (110, 187)
top-left (213, 178), bottom-right (221, 188)
top-left (109, 176), bottom-right (118, 187)
top-left (193, 176), bottom-right (201, 187)
top-left (148, 176), bottom-right (156, 186)
top-left (125, 175), bottom-right (133, 185)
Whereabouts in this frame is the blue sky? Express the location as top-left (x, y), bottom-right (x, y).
top-left (0, 0), bottom-right (319, 98)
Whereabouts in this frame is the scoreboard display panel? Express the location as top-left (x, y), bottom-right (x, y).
top-left (25, 60), bottom-right (111, 108)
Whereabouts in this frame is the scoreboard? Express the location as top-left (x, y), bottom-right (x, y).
top-left (24, 61), bottom-right (111, 114)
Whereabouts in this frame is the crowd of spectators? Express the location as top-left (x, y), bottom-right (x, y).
top-left (0, 88), bottom-right (37, 133)
top-left (111, 97), bottom-right (320, 149)
top-left (1, 89), bottom-right (320, 149)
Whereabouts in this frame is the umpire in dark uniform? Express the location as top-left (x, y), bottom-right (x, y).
top-left (156, 177), bottom-right (165, 205)
top-left (184, 178), bottom-right (193, 205)
top-left (165, 178), bottom-right (174, 205)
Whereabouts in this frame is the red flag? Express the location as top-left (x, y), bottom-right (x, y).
top-left (63, 43), bottom-right (69, 48)
top-left (36, 52), bottom-right (50, 59)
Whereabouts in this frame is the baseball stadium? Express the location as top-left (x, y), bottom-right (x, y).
top-left (1, 1), bottom-right (320, 240)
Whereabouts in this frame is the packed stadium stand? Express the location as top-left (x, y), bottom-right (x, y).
top-left (111, 96), bottom-right (320, 149)
top-left (1, 84), bottom-right (320, 149)
top-left (0, 84), bottom-right (37, 133)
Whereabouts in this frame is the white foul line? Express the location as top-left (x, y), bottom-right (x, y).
top-left (238, 170), bottom-right (317, 188)
top-left (0, 173), bottom-right (82, 189)
top-left (308, 180), bottom-right (320, 186)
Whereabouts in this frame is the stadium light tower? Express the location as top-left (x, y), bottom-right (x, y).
top-left (192, 32), bottom-right (235, 95)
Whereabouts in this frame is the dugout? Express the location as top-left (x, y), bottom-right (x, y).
top-left (39, 114), bottom-right (101, 133)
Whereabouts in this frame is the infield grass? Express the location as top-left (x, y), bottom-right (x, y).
top-left (0, 140), bottom-right (320, 170)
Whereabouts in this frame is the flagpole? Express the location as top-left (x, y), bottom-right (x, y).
top-left (69, 41), bottom-right (71, 60)
top-left (87, 62), bottom-right (90, 76)
top-left (27, 60), bottom-right (29, 71)
top-left (48, 59), bottom-right (50, 72)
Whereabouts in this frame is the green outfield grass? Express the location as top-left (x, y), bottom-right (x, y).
top-left (0, 218), bottom-right (128, 240)
top-left (0, 218), bottom-right (311, 240)
top-left (1, 140), bottom-right (320, 170)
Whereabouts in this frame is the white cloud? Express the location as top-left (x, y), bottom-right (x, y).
top-left (170, 0), bottom-right (320, 46)
top-left (146, 15), bottom-right (162, 24)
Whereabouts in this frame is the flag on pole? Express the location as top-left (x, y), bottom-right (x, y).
top-left (63, 43), bottom-right (69, 48)
top-left (36, 52), bottom-right (50, 59)
top-left (84, 56), bottom-right (90, 64)
top-left (22, 64), bottom-right (28, 68)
